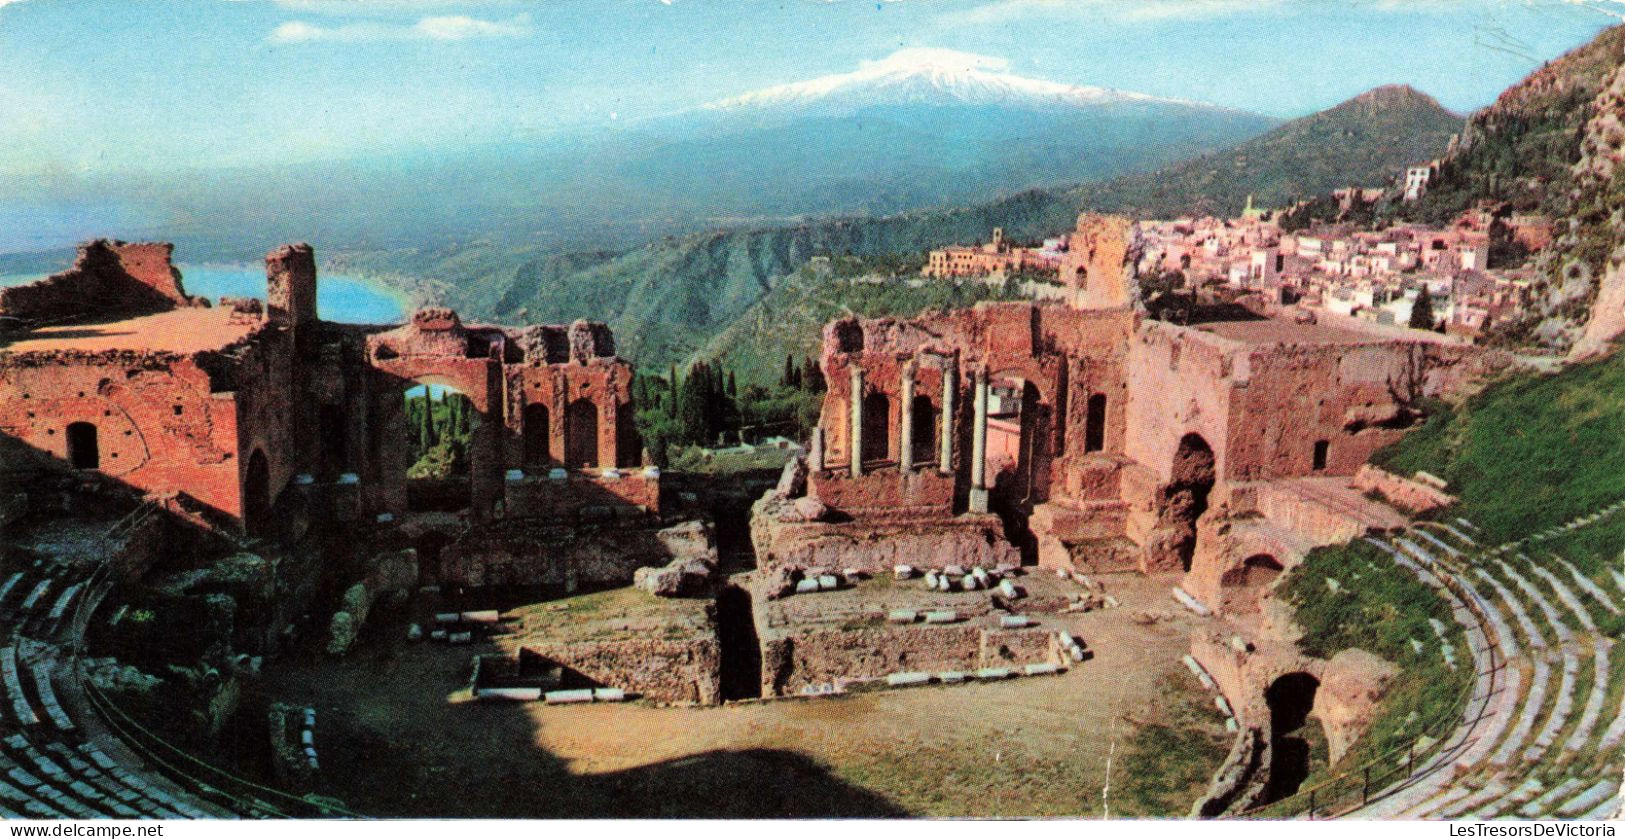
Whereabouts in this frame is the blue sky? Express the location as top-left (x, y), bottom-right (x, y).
top-left (0, 0), bottom-right (1621, 180)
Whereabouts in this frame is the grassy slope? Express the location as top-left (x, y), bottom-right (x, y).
top-left (1269, 346), bottom-right (1625, 812)
top-left (1373, 349), bottom-right (1625, 546)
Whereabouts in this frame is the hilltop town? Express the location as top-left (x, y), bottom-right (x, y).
top-left (924, 186), bottom-right (1554, 341)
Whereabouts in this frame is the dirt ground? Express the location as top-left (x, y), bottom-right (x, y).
top-left (258, 571), bottom-right (1228, 818)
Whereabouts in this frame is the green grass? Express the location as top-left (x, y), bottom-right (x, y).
top-left (1371, 350), bottom-right (1625, 546)
top-left (1114, 673), bottom-right (1232, 818)
top-left (1266, 540), bottom-right (1472, 815)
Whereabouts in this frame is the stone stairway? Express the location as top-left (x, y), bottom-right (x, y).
top-left (1343, 504), bottom-right (1625, 820)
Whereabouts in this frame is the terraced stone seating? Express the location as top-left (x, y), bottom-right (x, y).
top-left (1346, 507), bottom-right (1625, 820)
top-left (0, 540), bottom-right (244, 819)
top-left (0, 644), bottom-right (223, 819)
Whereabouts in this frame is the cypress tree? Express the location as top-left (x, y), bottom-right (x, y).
top-left (417, 393), bottom-right (436, 450)
top-left (1410, 286), bottom-right (1436, 331)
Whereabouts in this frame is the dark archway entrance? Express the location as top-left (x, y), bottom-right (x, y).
top-left (861, 391), bottom-right (890, 464)
top-left (1166, 433), bottom-right (1216, 572)
top-left (66, 422), bottom-right (99, 470)
top-left (564, 398), bottom-right (598, 469)
top-left (523, 403), bottom-right (551, 468)
top-left (1262, 672), bottom-right (1321, 804)
top-left (244, 448), bottom-right (270, 537)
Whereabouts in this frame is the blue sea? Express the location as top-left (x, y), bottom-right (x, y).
top-left (0, 264), bottom-right (408, 324)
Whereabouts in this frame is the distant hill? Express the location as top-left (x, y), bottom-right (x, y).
top-left (1068, 84), bottom-right (1461, 218)
top-left (440, 83), bottom-right (1464, 370)
top-left (1391, 24), bottom-right (1625, 354)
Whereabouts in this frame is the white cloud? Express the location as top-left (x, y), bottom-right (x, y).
top-left (940, 0), bottom-right (1291, 27)
top-left (267, 11), bottom-right (531, 43)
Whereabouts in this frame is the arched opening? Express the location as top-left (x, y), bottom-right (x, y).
top-left (910, 394), bottom-right (936, 467)
top-left (404, 383), bottom-right (477, 512)
top-left (1220, 553), bottom-right (1284, 615)
top-left (861, 390), bottom-right (890, 464)
top-left (523, 403), bottom-right (551, 468)
top-left (66, 422), bottom-right (99, 470)
top-left (1166, 433), bottom-right (1215, 572)
top-left (1262, 672), bottom-right (1322, 804)
top-left (244, 448), bottom-right (270, 536)
top-left (1312, 439), bottom-right (1329, 472)
top-left (1084, 393), bottom-right (1107, 453)
top-left (564, 398), bottom-right (599, 469)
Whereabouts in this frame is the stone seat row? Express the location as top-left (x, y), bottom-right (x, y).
top-left (1377, 521), bottom-right (1623, 820)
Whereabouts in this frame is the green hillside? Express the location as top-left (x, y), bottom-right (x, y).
top-left (1373, 349), bottom-right (1625, 552)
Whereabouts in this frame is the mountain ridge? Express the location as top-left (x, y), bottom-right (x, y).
top-left (420, 82), bottom-right (1462, 369)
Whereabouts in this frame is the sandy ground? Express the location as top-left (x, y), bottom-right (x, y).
top-left (259, 571), bottom-right (1227, 818)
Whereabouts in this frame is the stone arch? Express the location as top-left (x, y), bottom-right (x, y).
top-left (1167, 432), bottom-right (1215, 573)
top-left (910, 394), bottom-right (936, 466)
top-left (1220, 553), bottom-right (1284, 615)
top-left (523, 403), bottom-right (551, 468)
top-left (66, 421), bottom-right (99, 470)
top-left (565, 397), bottom-right (599, 469)
top-left (1262, 672), bottom-right (1321, 804)
top-left (244, 448), bottom-right (270, 536)
top-left (402, 382), bottom-right (479, 512)
top-left (861, 390), bottom-right (891, 464)
top-left (1084, 392), bottom-right (1107, 453)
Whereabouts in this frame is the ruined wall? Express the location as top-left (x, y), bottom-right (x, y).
top-left (0, 240), bottom-right (196, 325)
top-left (520, 637), bottom-right (721, 705)
top-left (358, 311), bottom-right (646, 522)
top-left (1056, 213), bottom-right (1142, 310)
top-left (1349, 464), bottom-right (1457, 513)
top-left (760, 623), bottom-right (1059, 696)
top-left (231, 326), bottom-right (300, 533)
top-left (1122, 322), bottom-right (1237, 484)
top-left (0, 352), bottom-right (248, 517)
top-left (437, 519), bottom-right (677, 588)
top-left (813, 303), bottom-right (1135, 514)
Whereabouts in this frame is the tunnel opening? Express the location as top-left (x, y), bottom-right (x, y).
top-left (1262, 671), bottom-right (1321, 804)
top-left (715, 584), bottom-right (763, 701)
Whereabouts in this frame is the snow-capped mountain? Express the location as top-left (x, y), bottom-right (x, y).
top-left (703, 48), bottom-right (1177, 113)
top-left (589, 48), bottom-right (1274, 218)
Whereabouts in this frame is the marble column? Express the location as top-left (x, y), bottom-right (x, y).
top-left (969, 368), bottom-right (990, 514)
top-left (808, 426), bottom-right (824, 472)
top-left (849, 365), bottom-right (864, 478)
top-left (899, 364), bottom-right (916, 473)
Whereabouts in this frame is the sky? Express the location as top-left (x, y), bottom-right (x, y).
top-left (0, 0), bottom-right (1623, 181)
